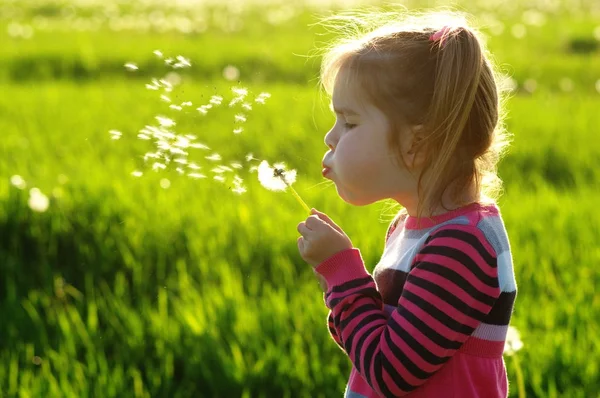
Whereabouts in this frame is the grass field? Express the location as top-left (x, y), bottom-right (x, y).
top-left (1, 0), bottom-right (599, 397)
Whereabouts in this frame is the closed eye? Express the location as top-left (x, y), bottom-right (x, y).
top-left (344, 123), bottom-right (357, 130)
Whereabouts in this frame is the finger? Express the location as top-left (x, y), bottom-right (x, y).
top-left (297, 222), bottom-right (311, 237)
top-left (311, 208), bottom-right (343, 234)
top-left (297, 236), bottom-right (304, 252)
top-left (305, 215), bottom-right (325, 230)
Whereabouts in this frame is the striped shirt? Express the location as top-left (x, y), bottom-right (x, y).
top-left (315, 202), bottom-right (517, 397)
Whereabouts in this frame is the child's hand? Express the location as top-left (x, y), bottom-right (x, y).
top-left (297, 209), bottom-right (353, 268)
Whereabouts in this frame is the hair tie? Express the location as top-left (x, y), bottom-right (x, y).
top-left (429, 26), bottom-right (453, 47)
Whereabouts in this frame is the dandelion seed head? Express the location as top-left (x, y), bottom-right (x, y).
top-left (503, 326), bottom-right (524, 356)
top-left (10, 175), bottom-right (26, 189)
top-left (258, 160), bottom-right (297, 191)
top-left (28, 188), bottom-right (49, 213)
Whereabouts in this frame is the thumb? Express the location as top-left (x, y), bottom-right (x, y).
top-left (311, 208), bottom-right (344, 234)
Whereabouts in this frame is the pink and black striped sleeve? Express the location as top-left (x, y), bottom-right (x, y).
top-left (324, 218), bottom-right (400, 352)
top-left (315, 225), bottom-right (501, 397)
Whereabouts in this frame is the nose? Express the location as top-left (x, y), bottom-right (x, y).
top-left (324, 129), bottom-right (336, 150)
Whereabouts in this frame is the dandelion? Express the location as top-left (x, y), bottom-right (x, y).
top-left (28, 188), bottom-right (49, 213)
top-left (124, 62), bottom-right (139, 71)
top-left (504, 326), bottom-right (525, 398)
top-left (504, 326), bottom-right (523, 356)
top-left (233, 127), bottom-right (244, 134)
top-left (131, 171), bottom-right (143, 177)
top-left (258, 160), bottom-right (310, 213)
top-left (10, 175), bottom-right (26, 189)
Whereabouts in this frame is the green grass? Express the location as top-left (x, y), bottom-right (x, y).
top-left (1, 1), bottom-right (599, 397)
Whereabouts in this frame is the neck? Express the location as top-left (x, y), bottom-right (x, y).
top-left (399, 183), bottom-right (480, 218)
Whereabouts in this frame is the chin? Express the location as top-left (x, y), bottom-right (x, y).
top-left (336, 186), bottom-right (377, 206)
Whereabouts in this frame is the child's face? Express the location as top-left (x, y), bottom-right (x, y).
top-left (322, 77), bottom-right (418, 206)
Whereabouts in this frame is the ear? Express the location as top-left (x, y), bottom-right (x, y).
top-left (404, 125), bottom-right (427, 169)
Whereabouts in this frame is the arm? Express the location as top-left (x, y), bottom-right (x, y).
top-left (315, 225), bottom-right (501, 397)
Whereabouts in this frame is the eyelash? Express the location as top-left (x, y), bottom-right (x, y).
top-left (343, 123), bottom-right (357, 130)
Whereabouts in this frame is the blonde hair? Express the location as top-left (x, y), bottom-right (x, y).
top-left (318, 9), bottom-right (512, 219)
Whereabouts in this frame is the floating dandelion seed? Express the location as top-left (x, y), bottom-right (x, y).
top-left (188, 173), bottom-right (207, 179)
top-left (258, 160), bottom-right (310, 213)
top-left (152, 162), bottom-right (167, 171)
top-left (165, 57), bottom-right (174, 65)
top-left (156, 116), bottom-right (176, 127)
top-left (160, 95), bottom-right (171, 102)
top-left (138, 133), bottom-right (151, 140)
top-left (170, 105), bottom-right (183, 111)
top-left (153, 50), bottom-right (164, 58)
top-left (249, 165), bottom-right (258, 173)
top-left (230, 162), bottom-right (243, 169)
top-left (209, 95), bottom-right (223, 105)
top-left (181, 101), bottom-right (193, 107)
top-left (173, 55), bottom-right (191, 69)
top-left (205, 153), bottom-right (222, 161)
top-left (190, 142), bottom-right (210, 150)
top-left (124, 62), bottom-right (139, 71)
top-left (232, 87), bottom-right (248, 97)
top-left (241, 102), bottom-right (252, 111)
top-left (255, 92), bottom-right (271, 104)
top-left (188, 163), bottom-right (201, 170)
top-left (233, 127), bottom-right (244, 134)
top-left (214, 175), bottom-right (226, 182)
top-left (232, 186), bottom-right (247, 195)
top-left (212, 167), bottom-right (226, 174)
top-left (184, 134), bottom-right (197, 140)
top-left (131, 171), bottom-right (143, 177)
top-left (109, 130), bottom-right (122, 140)
top-left (234, 114), bottom-right (247, 123)
top-left (246, 153), bottom-right (255, 162)
top-left (176, 167), bottom-right (185, 174)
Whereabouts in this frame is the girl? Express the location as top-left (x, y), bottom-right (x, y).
top-left (297, 10), bottom-right (517, 398)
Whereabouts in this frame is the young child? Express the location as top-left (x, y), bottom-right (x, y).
top-left (297, 10), bottom-right (517, 398)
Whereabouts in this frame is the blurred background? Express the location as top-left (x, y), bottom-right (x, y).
top-left (0, 0), bottom-right (599, 396)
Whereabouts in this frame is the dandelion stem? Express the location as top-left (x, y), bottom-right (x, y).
top-left (277, 175), bottom-right (311, 214)
top-left (512, 353), bottom-right (526, 398)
